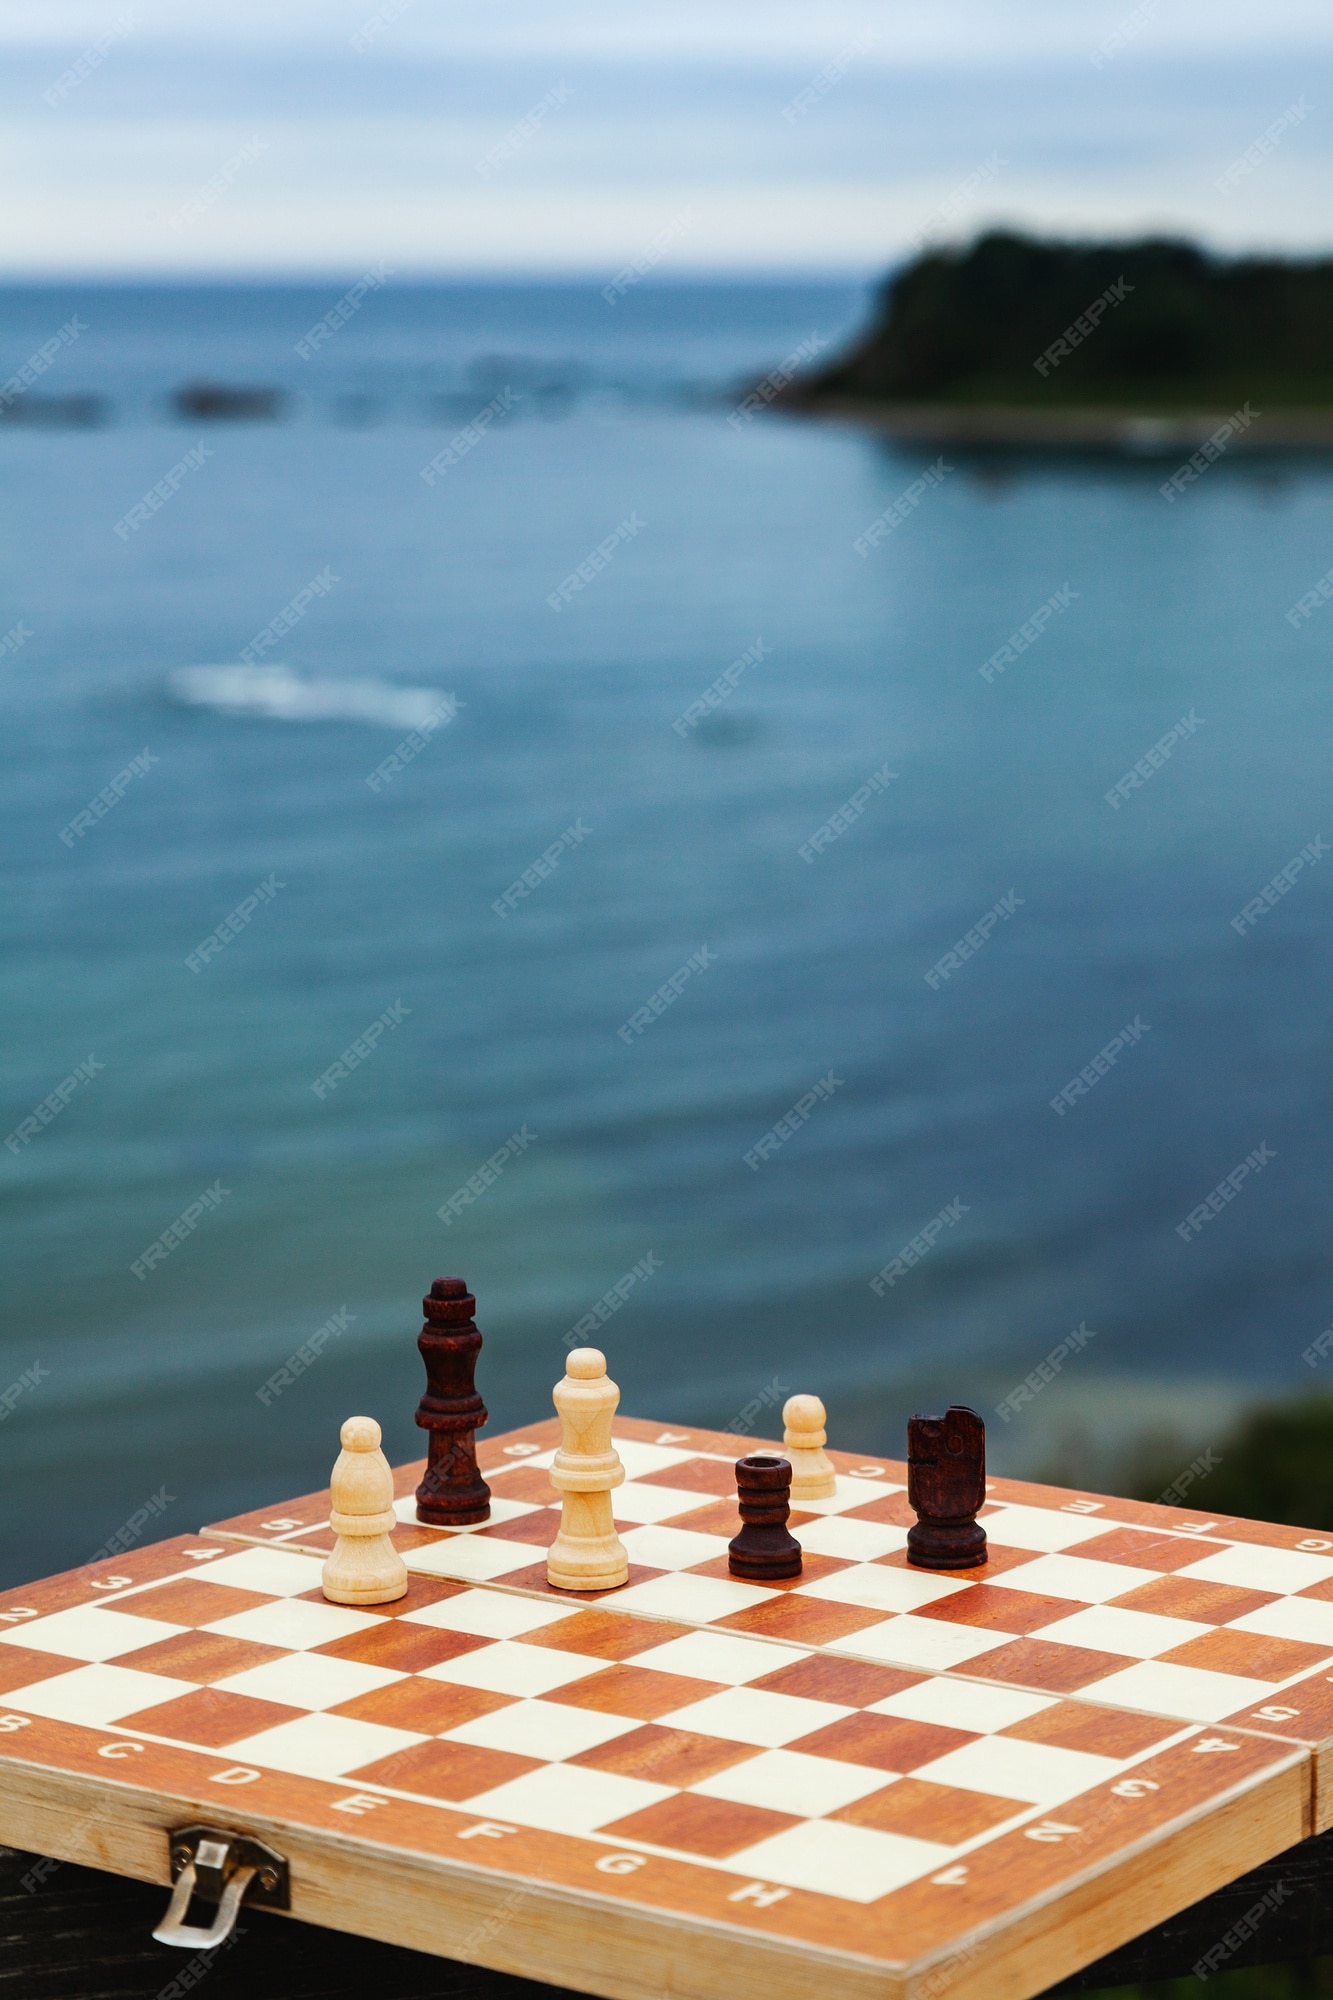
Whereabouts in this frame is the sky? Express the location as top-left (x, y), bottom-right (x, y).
top-left (0, 0), bottom-right (1330, 275)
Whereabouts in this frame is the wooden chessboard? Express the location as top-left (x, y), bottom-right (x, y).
top-left (209, 1415), bottom-right (1333, 1831)
top-left (0, 1416), bottom-right (1328, 2000)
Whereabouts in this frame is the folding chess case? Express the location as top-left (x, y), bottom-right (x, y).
top-left (0, 1415), bottom-right (1330, 2000)
top-left (209, 1415), bottom-right (1333, 1831)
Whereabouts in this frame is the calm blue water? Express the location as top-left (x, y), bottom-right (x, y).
top-left (2, 280), bottom-right (1331, 1586)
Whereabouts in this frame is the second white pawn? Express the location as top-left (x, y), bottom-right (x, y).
top-left (783, 1393), bottom-right (837, 1500)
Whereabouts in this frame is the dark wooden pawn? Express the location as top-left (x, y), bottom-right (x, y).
top-left (905, 1405), bottom-right (987, 1569)
top-left (414, 1277), bottom-right (491, 1526)
top-left (728, 1454), bottom-right (802, 1580)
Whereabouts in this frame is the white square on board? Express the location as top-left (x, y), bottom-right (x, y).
top-left (721, 1819), bottom-right (951, 1903)
top-left (184, 1548), bottom-right (328, 1596)
top-left (444, 1698), bottom-right (642, 1761)
top-left (824, 1622), bottom-right (917, 1667)
top-left (794, 1519), bottom-right (907, 1562)
top-left (629, 1629), bottom-right (806, 1685)
top-left (843, 1614), bottom-right (1004, 1673)
top-left (986, 1554), bottom-right (1159, 1603)
top-left (1180, 1546), bottom-right (1333, 1595)
top-left (1087, 1660), bottom-right (1275, 1722)
top-left (609, 1440), bottom-right (700, 1479)
top-left (870, 1679), bottom-right (1053, 1732)
top-left (423, 1640), bottom-right (602, 1699)
top-left (798, 1565), bottom-right (966, 1614)
top-left (214, 1653), bottom-right (405, 1712)
top-left (790, 1475), bottom-right (907, 1517)
top-left (1036, 1605), bottom-right (1207, 1659)
top-left (614, 1574), bottom-right (777, 1622)
top-left (693, 1748), bottom-right (892, 1817)
top-left (660, 1686), bottom-right (853, 1748)
top-left (611, 1482), bottom-right (710, 1525)
top-left (400, 1592), bottom-right (573, 1639)
top-left (1, 1663), bottom-right (198, 1727)
top-left (980, 1505), bottom-right (1119, 1553)
top-left (913, 1735), bottom-right (1121, 1805)
top-left (403, 1536), bottom-right (542, 1582)
top-left (0, 1605), bottom-right (186, 1663)
top-left (466, 1761), bottom-right (674, 1836)
top-left (203, 1599), bottom-right (380, 1651)
top-left (619, 1525), bottom-right (733, 1571)
top-left (226, 1712), bottom-right (427, 1780)
top-left (1229, 1597), bottom-right (1333, 1647)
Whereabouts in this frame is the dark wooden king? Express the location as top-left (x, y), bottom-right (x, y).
top-left (414, 1276), bottom-right (491, 1525)
top-left (905, 1404), bottom-right (988, 1569)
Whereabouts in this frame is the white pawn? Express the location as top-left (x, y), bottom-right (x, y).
top-left (547, 1348), bottom-right (628, 1592)
top-left (322, 1416), bottom-right (408, 1605)
top-left (783, 1393), bottom-right (837, 1501)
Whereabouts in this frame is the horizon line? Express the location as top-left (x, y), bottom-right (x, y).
top-left (0, 266), bottom-right (885, 288)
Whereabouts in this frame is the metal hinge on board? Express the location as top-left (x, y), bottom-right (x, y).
top-left (152, 1824), bottom-right (289, 1949)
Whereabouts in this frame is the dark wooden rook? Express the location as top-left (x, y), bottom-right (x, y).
top-left (414, 1277), bottom-right (491, 1526)
top-left (728, 1454), bottom-right (802, 1580)
top-left (906, 1404), bottom-right (987, 1569)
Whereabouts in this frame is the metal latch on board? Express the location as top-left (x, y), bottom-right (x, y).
top-left (152, 1824), bottom-right (289, 1949)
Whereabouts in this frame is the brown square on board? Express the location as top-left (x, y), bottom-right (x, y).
top-left (330, 1678), bottom-right (516, 1734)
top-left (115, 1579), bottom-right (276, 1626)
top-left (791, 1712), bottom-right (977, 1772)
top-left (115, 1632), bottom-right (286, 1684)
top-left (1158, 1629), bottom-right (1333, 1681)
top-left (748, 1655), bottom-right (922, 1708)
top-left (0, 1539), bottom-right (219, 1617)
top-left (715, 1594), bottom-right (888, 1647)
top-left (483, 1465), bottom-right (559, 1503)
top-left (312, 1622), bottom-right (491, 1673)
top-left (388, 1526), bottom-right (452, 1554)
top-left (838, 1492), bottom-right (916, 1527)
top-left (0, 1647), bottom-right (80, 1694)
top-left (914, 1585), bottom-right (1080, 1636)
top-left (1107, 1576), bottom-right (1277, 1625)
top-left (1298, 1576), bottom-right (1333, 1603)
top-left (544, 1663), bottom-right (726, 1721)
top-left (348, 1739), bottom-right (539, 1800)
top-left (475, 1511), bottom-right (560, 1549)
top-left (1219, 1668), bottom-right (1333, 1738)
top-left (635, 1458), bottom-right (740, 1497)
top-left (294, 1577), bottom-right (468, 1616)
top-left (601, 1793), bottom-right (799, 1859)
top-left (1072, 1528), bottom-right (1227, 1571)
top-left (1000, 1701), bottom-right (1178, 1758)
top-left (874, 1543), bottom-right (1041, 1579)
top-left (664, 1499), bottom-right (745, 1538)
top-left (391, 1460), bottom-right (428, 1497)
top-left (117, 1688), bottom-right (303, 1746)
top-left (364, 1576), bottom-right (470, 1615)
top-left (521, 1610), bottom-right (693, 1661)
top-left (959, 1637), bottom-right (1125, 1693)
top-left (690, 1552), bottom-right (851, 1593)
top-left (834, 1777), bottom-right (1025, 1843)
top-left (571, 1723), bottom-right (758, 1787)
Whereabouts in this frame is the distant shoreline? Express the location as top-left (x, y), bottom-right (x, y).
top-left (779, 397), bottom-right (1333, 453)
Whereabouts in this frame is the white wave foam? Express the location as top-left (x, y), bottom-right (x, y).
top-left (169, 665), bottom-right (450, 729)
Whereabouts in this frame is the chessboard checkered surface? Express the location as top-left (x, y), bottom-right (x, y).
top-left (0, 1536), bottom-right (1307, 2000)
top-left (203, 1416), bottom-right (1333, 1819)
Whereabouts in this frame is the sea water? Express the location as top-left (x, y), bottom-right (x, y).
top-left (1, 280), bottom-right (1331, 1584)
